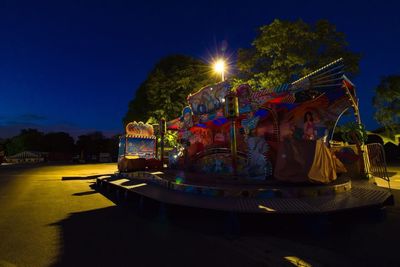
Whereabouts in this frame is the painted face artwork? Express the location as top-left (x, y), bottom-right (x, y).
top-left (181, 106), bottom-right (193, 129)
top-left (303, 112), bottom-right (316, 140)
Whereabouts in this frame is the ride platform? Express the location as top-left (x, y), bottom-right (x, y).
top-left (96, 171), bottom-right (394, 215)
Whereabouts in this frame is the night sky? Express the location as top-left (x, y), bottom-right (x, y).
top-left (1, 0), bottom-right (399, 138)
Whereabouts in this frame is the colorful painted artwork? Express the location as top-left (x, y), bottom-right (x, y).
top-left (303, 111), bottom-right (317, 140)
top-left (247, 136), bottom-right (271, 179)
top-left (193, 153), bottom-right (247, 175)
top-left (167, 59), bottom-right (354, 180)
top-left (236, 84), bottom-right (253, 113)
top-left (188, 82), bottom-right (231, 115)
top-left (126, 121), bottom-right (154, 137)
top-left (241, 112), bottom-right (260, 135)
top-left (119, 121), bottom-right (157, 160)
top-left (125, 137), bottom-right (156, 159)
top-left (179, 106), bottom-right (193, 130)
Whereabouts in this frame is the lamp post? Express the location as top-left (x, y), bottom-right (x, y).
top-left (213, 59), bottom-right (226, 82)
top-left (225, 91), bottom-right (239, 177)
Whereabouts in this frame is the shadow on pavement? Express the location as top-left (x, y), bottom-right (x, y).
top-left (62, 174), bottom-right (114, 181)
top-left (49, 204), bottom-right (265, 267)
top-left (72, 191), bottom-right (98, 196)
top-left (52, 183), bottom-right (399, 267)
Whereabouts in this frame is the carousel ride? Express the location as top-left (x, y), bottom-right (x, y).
top-left (98, 58), bottom-right (393, 214)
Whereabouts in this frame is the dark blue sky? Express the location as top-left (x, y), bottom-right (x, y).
top-left (1, 0), bottom-right (399, 138)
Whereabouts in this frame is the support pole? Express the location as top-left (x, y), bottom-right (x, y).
top-left (124, 136), bottom-right (128, 156)
top-left (155, 128), bottom-right (158, 159)
top-left (160, 119), bottom-right (166, 168)
top-left (344, 82), bottom-right (370, 179)
top-left (225, 92), bottom-right (239, 177)
top-left (230, 119), bottom-right (238, 176)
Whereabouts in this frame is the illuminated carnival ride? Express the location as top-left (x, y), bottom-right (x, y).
top-left (99, 59), bottom-right (393, 214)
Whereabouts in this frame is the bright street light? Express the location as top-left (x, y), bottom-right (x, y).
top-left (213, 59), bottom-right (226, 82)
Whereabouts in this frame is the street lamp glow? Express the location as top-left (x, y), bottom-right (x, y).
top-left (214, 59), bottom-right (225, 73)
top-left (213, 59), bottom-right (226, 81)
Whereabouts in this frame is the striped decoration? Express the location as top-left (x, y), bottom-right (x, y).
top-left (125, 134), bottom-right (156, 139)
top-left (273, 83), bottom-right (291, 93)
top-left (290, 58), bottom-right (345, 93)
top-left (249, 58), bottom-right (345, 104)
top-left (291, 58), bottom-right (344, 86)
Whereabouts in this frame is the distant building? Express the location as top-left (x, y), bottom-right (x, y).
top-left (6, 151), bottom-right (45, 164)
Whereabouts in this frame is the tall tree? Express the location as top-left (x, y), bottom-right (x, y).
top-left (123, 54), bottom-right (217, 125)
top-left (104, 134), bottom-right (120, 160)
top-left (43, 132), bottom-right (75, 153)
top-left (373, 75), bottom-right (400, 137)
top-left (4, 129), bottom-right (45, 155)
top-left (236, 19), bottom-right (361, 89)
top-left (76, 132), bottom-right (106, 156)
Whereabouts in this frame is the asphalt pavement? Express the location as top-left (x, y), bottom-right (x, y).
top-left (0, 163), bottom-right (400, 267)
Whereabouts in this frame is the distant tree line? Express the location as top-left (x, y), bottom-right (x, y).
top-left (0, 129), bottom-right (120, 161)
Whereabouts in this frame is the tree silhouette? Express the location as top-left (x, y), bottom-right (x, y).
top-left (236, 19), bottom-right (361, 89)
top-left (123, 54), bottom-right (217, 125)
top-left (373, 75), bottom-right (400, 137)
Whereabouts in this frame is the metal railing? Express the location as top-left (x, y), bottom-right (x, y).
top-left (366, 143), bottom-right (391, 188)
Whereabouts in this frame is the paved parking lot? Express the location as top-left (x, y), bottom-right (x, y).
top-left (0, 163), bottom-right (399, 267)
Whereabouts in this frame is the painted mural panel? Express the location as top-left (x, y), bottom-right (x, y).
top-left (277, 92), bottom-right (350, 142)
top-left (193, 152), bottom-right (247, 175)
top-left (126, 137), bottom-right (156, 159)
top-left (188, 82), bottom-right (231, 115)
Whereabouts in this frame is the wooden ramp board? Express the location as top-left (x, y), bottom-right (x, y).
top-left (97, 176), bottom-right (393, 214)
